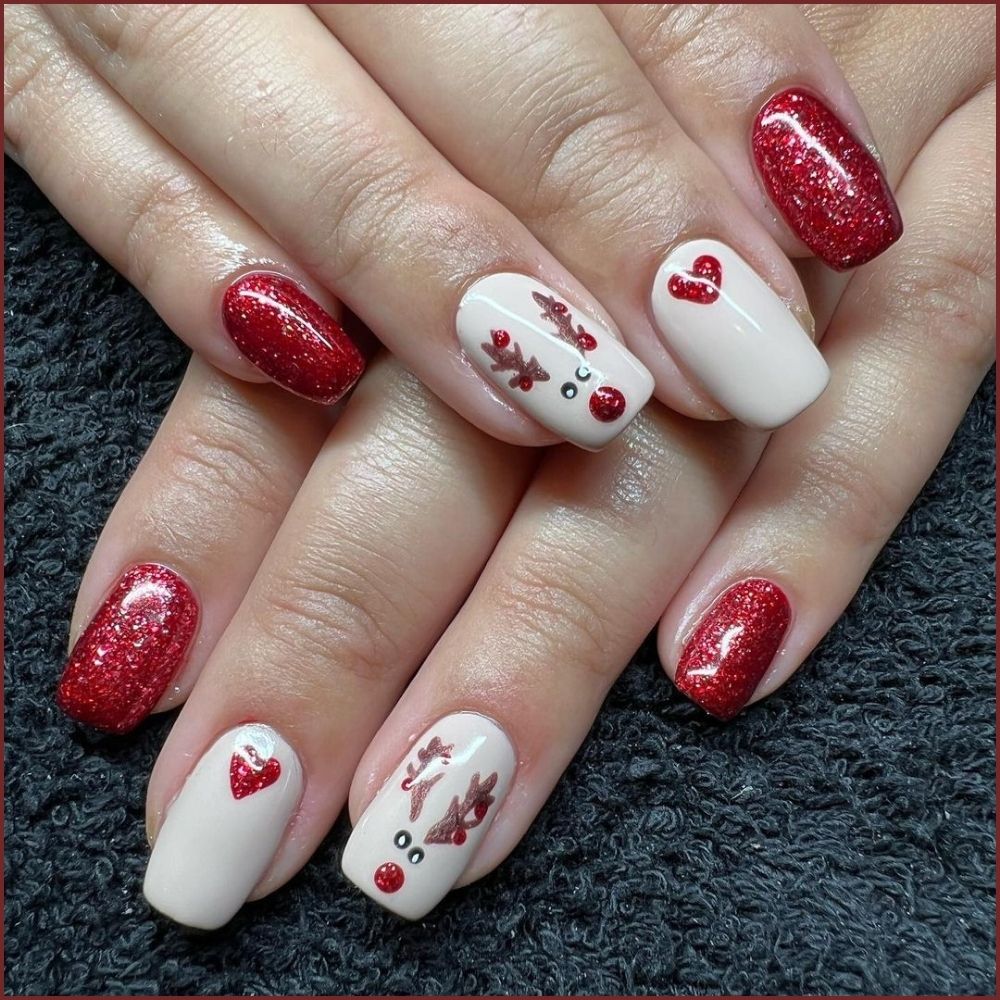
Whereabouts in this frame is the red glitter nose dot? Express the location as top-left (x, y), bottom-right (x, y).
top-left (373, 862), bottom-right (405, 893)
top-left (589, 386), bottom-right (626, 422)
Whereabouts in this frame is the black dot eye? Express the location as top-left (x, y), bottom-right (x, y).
top-left (575, 365), bottom-right (592, 381)
top-left (560, 382), bottom-right (578, 399)
top-left (408, 847), bottom-right (425, 864)
top-left (394, 830), bottom-right (411, 849)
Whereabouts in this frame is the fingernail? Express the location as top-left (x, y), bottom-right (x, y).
top-left (651, 239), bottom-right (829, 429)
top-left (342, 712), bottom-right (515, 919)
top-left (752, 88), bottom-right (902, 271)
top-left (456, 273), bottom-right (653, 449)
top-left (675, 579), bottom-right (791, 720)
top-left (56, 564), bottom-right (198, 734)
top-left (143, 723), bottom-right (302, 930)
top-left (222, 271), bottom-right (365, 404)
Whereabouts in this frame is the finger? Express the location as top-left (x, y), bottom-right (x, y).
top-left (340, 407), bottom-right (766, 918)
top-left (3, 6), bottom-right (365, 403)
top-left (46, 3), bottom-right (653, 450)
top-left (56, 356), bottom-right (330, 733)
top-left (603, 3), bottom-right (903, 270)
top-left (320, 3), bottom-right (830, 430)
top-left (658, 85), bottom-right (996, 719)
top-left (141, 356), bottom-right (536, 929)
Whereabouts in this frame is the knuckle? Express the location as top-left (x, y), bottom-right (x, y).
top-left (791, 414), bottom-right (906, 551)
top-left (3, 13), bottom-right (71, 154)
top-left (251, 547), bottom-right (405, 688)
top-left (160, 388), bottom-right (292, 523)
top-left (490, 547), bottom-right (621, 684)
top-left (120, 167), bottom-right (211, 292)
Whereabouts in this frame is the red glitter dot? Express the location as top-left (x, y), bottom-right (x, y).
top-left (474, 801), bottom-right (489, 821)
top-left (589, 386), bottom-right (627, 422)
top-left (518, 376), bottom-right (534, 391)
top-left (373, 862), bottom-right (405, 893)
top-left (491, 329), bottom-right (510, 348)
top-left (576, 332), bottom-right (597, 351)
top-left (551, 301), bottom-right (568, 314)
top-left (452, 829), bottom-right (467, 845)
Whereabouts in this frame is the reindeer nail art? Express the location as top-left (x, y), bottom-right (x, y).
top-left (651, 239), bottom-right (829, 429)
top-left (143, 724), bottom-right (302, 930)
top-left (342, 712), bottom-right (516, 920)
top-left (457, 273), bottom-right (653, 449)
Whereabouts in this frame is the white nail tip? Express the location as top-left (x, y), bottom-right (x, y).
top-left (143, 724), bottom-right (302, 930)
top-left (650, 239), bottom-right (829, 429)
top-left (457, 273), bottom-right (653, 449)
top-left (342, 712), bottom-right (516, 920)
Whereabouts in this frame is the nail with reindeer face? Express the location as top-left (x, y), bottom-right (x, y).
top-left (457, 274), bottom-right (653, 449)
top-left (143, 724), bottom-right (303, 930)
top-left (342, 712), bottom-right (515, 919)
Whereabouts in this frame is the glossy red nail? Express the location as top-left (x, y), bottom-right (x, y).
top-left (675, 579), bottom-right (791, 721)
top-left (221, 272), bottom-right (365, 404)
top-left (56, 564), bottom-right (198, 734)
top-left (752, 88), bottom-right (902, 271)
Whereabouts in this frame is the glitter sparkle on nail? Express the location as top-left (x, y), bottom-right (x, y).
top-left (56, 564), bottom-right (198, 734)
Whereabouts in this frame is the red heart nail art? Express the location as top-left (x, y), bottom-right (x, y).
top-left (667, 254), bottom-right (722, 304)
top-left (230, 745), bottom-right (282, 799)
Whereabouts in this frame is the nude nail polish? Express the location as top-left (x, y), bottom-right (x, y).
top-left (143, 724), bottom-right (303, 930)
top-left (342, 712), bottom-right (515, 919)
top-left (752, 88), bottom-right (902, 271)
top-left (456, 273), bottom-right (653, 449)
top-left (221, 272), bottom-right (365, 404)
top-left (56, 563), bottom-right (198, 734)
top-left (675, 579), bottom-right (791, 720)
top-left (651, 239), bottom-right (829, 429)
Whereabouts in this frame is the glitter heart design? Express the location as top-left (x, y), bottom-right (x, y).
top-left (230, 745), bottom-right (281, 799)
top-left (667, 254), bottom-right (722, 305)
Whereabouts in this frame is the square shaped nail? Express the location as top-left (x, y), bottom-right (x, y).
top-left (456, 273), bottom-right (653, 449)
top-left (342, 712), bottom-right (515, 919)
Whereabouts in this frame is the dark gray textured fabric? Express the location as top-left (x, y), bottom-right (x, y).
top-left (3, 161), bottom-right (996, 996)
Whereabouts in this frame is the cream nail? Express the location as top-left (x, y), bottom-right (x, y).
top-left (342, 712), bottom-right (515, 920)
top-left (650, 239), bottom-right (829, 429)
top-left (143, 723), bottom-right (302, 930)
top-left (457, 273), bottom-right (653, 449)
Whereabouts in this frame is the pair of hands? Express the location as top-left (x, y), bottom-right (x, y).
top-left (6, 4), bottom-right (995, 928)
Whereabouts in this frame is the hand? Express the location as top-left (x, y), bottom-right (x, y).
top-left (38, 2), bottom-right (995, 931)
top-left (6, 3), bottom-right (902, 451)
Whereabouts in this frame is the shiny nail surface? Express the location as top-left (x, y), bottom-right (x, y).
top-left (144, 724), bottom-right (303, 930)
top-left (752, 88), bottom-right (902, 270)
top-left (675, 579), bottom-right (791, 720)
top-left (651, 239), bottom-right (829, 428)
top-left (456, 273), bottom-right (653, 450)
top-left (222, 272), bottom-right (365, 404)
top-left (342, 712), bottom-right (515, 920)
top-left (56, 564), bottom-right (198, 734)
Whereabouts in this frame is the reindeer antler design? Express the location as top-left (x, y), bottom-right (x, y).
top-left (424, 771), bottom-right (498, 846)
top-left (531, 292), bottom-right (598, 352)
top-left (401, 736), bottom-right (454, 822)
top-left (481, 329), bottom-right (550, 391)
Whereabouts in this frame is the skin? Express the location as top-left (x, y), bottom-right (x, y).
top-left (5, 4), bottom-right (994, 914)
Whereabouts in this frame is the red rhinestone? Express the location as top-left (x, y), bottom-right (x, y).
top-left (401, 778), bottom-right (412, 791)
top-left (491, 329), bottom-right (510, 348)
top-left (551, 302), bottom-right (568, 314)
top-left (452, 829), bottom-right (467, 845)
top-left (576, 332), bottom-right (597, 351)
top-left (518, 376), bottom-right (534, 391)
top-left (474, 801), bottom-right (489, 821)
top-left (589, 386), bottom-right (627, 422)
top-left (373, 862), bottom-right (405, 893)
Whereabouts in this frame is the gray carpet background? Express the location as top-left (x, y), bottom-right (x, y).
top-left (3, 160), bottom-right (996, 996)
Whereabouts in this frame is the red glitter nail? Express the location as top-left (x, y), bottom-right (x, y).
top-left (675, 579), bottom-right (791, 721)
top-left (221, 272), bottom-right (365, 404)
top-left (56, 564), bottom-right (198, 734)
top-left (752, 88), bottom-right (902, 271)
